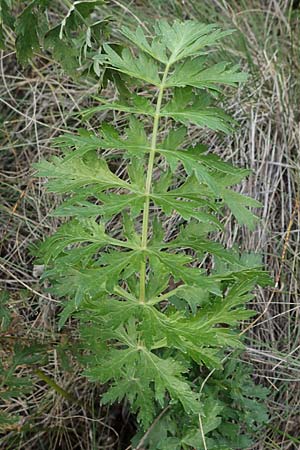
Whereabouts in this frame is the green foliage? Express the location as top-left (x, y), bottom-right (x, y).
top-left (0, 291), bottom-right (47, 431)
top-left (35, 19), bottom-right (270, 446)
top-left (0, 0), bottom-right (14, 49)
top-left (1, 0), bottom-right (110, 76)
top-left (132, 354), bottom-right (269, 449)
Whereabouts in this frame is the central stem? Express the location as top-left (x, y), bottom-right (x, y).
top-left (139, 63), bottom-right (171, 302)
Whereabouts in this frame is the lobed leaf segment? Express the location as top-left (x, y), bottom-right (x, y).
top-left (35, 20), bottom-right (269, 446)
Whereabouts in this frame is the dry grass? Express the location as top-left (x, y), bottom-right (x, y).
top-left (1, 0), bottom-right (300, 448)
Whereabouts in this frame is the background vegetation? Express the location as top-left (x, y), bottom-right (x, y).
top-left (1, 0), bottom-right (299, 449)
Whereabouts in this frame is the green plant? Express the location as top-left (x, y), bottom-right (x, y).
top-left (0, 0), bottom-right (110, 77)
top-left (132, 352), bottom-right (269, 449)
top-left (35, 20), bottom-right (270, 448)
top-left (0, 291), bottom-right (47, 431)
